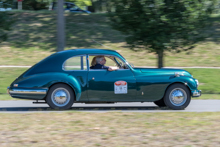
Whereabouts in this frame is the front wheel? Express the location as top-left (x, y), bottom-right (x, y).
top-left (46, 84), bottom-right (74, 110)
top-left (164, 84), bottom-right (191, 110)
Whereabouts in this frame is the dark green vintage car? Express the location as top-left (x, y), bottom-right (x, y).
top-left (7, 49), bottom-right (201, 110)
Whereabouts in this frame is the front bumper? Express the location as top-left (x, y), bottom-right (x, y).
top-left (192, 90), bottom-right (202, 97)
top-left (7, 87), bottom-right (48, 100)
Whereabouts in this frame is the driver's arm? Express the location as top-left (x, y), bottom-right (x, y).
top-left (108, 67), bottom-right (116, 71)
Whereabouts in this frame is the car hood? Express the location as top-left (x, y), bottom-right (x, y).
top-left (133, 67), bottom-right (192, 77)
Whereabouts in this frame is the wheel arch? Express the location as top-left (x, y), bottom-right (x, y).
top-left (45, 82), bottom-right (79, 101)
top-left (163, 82), bottom-right (191, 98)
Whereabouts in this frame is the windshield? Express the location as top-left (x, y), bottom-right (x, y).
top-left (117, 52), bottom-right (134, 67)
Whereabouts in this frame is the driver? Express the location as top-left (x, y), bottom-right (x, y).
top-left (90, 56), bottom-right (114, 71)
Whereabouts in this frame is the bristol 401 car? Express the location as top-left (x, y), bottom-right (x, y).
top-left (7, 49), bottom-right (201, 110)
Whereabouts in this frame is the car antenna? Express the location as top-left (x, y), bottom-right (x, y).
top-left (92, 39), bottom-right (112, 49)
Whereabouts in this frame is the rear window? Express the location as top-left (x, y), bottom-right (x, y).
top-left (63, 55), bottom-right (87, 71)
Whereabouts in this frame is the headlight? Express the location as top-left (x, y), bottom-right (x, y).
top-left (195, 79), bottom-right (199, 87)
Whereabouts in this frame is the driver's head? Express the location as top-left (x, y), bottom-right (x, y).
top-left (96, 56), bottom-right (106, 65)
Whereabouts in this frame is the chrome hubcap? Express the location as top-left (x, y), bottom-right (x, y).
top-left (169, 88), bottom-right (187, 106)
top-left (51, 88), bottom-right (70, 107)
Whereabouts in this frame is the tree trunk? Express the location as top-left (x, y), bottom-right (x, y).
top-left (57, 0), bottom-right (65, 52)
top-left (157, 50), bottom-right (164, 68)
top-left (90, 0), bottom-right (96, 12)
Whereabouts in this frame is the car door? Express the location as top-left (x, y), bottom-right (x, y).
top-left (87, 55), bottom-right (136, 102)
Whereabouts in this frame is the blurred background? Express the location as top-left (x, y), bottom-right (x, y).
top-left (0, 0), bottom-right (220, 146)
top-left (0, 0), bottom-right (220, 98)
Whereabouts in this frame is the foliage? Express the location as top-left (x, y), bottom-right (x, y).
top-left (22, 0), bottom-right (48, 10)
top-left (108, 0), bottom-right (216, 68)
top-left (21, 0), bottom-right (92, 10)
top-left (90, 0), bottom-right (114, 12)
top-left (0, 12), bottom-right (14, 43)
top-left (68, 0), bottom-right (92, 7)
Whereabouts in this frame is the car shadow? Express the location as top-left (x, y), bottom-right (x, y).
top-left (0, 106), bottom-right (170, 111)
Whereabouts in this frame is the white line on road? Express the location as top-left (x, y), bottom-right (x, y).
top-left (0, 66), bottom-right (31, 68)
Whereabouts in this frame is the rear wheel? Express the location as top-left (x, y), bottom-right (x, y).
top-left (46, 84), bottom-right (74, 110)
top-left (164, 83), bottom-right (191, 110)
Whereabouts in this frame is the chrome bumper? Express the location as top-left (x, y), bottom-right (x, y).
top-left (9, 89), bottom-right (47, 95)
top-left (7, 87), bottom-right (47, 100)
top-left (192, 90), bottom-right (202, 97)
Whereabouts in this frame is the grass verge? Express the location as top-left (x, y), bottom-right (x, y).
top-left (1, 12), bottom-right (220, 67)
top-left (0, 112), bottom-right (219, 146)
top-left (0, 68), bottom-right (28, 94)
top-left (185, 68), bottom-right (220, 94)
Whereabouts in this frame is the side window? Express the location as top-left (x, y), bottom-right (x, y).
top-left (104, 57), bottom-right (116, 67)
top-left (63, 56), bottom-right (87, 71)
top-left (89, 55), bottom-right (116, 68)
top-left (89, 55), bottom-right (129, 70)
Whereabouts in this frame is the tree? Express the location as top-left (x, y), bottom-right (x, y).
top-left (22, 0), bottom-right (48, 10)
top-left (89, 0), bottom-right (114, 12)
top-left (108, 0), bottom-right (216, 68)
top-left (0, 12), bottom-right (14, 43)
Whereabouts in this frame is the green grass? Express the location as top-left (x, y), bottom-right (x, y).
top-left (1, 12), bottom-right (220, 67)
top-left (0, 112), bottom-right (219, 146)
top-left (0, 94), bottom-right (16, 100)
top-left (199, 94), bottom-right (220, 99)
top-left (0, 68), bottom-right (28, 94)
top-left (185, 68), bottom-right (220, 94)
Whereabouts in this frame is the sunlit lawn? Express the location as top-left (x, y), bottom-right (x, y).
top-left (185, 68), bottom-right (220, 94)
top-left (1, 12), bottom-right (220, 67)
top-left (0, 68), bottom-right (28, 94)
top-left (0, 112), bottom-right (219, 146)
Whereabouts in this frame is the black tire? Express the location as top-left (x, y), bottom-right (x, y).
top-left (164, 83), bottom-right (191, 110)
top-left (154, 98), bottom-right (166, 107)
top-left (46, 84), bottom-right (74, 110)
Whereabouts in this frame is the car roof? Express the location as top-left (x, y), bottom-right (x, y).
top-left (23, 49), bottom-right (123, 77)
top-left (56, 48), bottom-right (118, 56)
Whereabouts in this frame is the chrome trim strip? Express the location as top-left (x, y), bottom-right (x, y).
top-left (9, 89), bottom-right (47, 95)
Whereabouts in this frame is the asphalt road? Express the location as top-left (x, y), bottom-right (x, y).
top-left (0, 100), bottom-right (219, 113)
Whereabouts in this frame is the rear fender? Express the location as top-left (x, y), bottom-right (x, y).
top-left (12, 72), bottom-right (82, 101)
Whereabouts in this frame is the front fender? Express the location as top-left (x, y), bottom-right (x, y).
top-left (169, 76), bottom-right (197, 90)
top-left (11, 72), bottom-right (81, 101)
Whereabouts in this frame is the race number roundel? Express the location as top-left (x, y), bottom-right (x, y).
top-left (114, 81), bottom-right (127, 94)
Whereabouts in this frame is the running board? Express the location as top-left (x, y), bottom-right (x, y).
top-left (85, 102), bottom-right (115, 104)
top-left (33, 100), bottom-right (47, 104)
